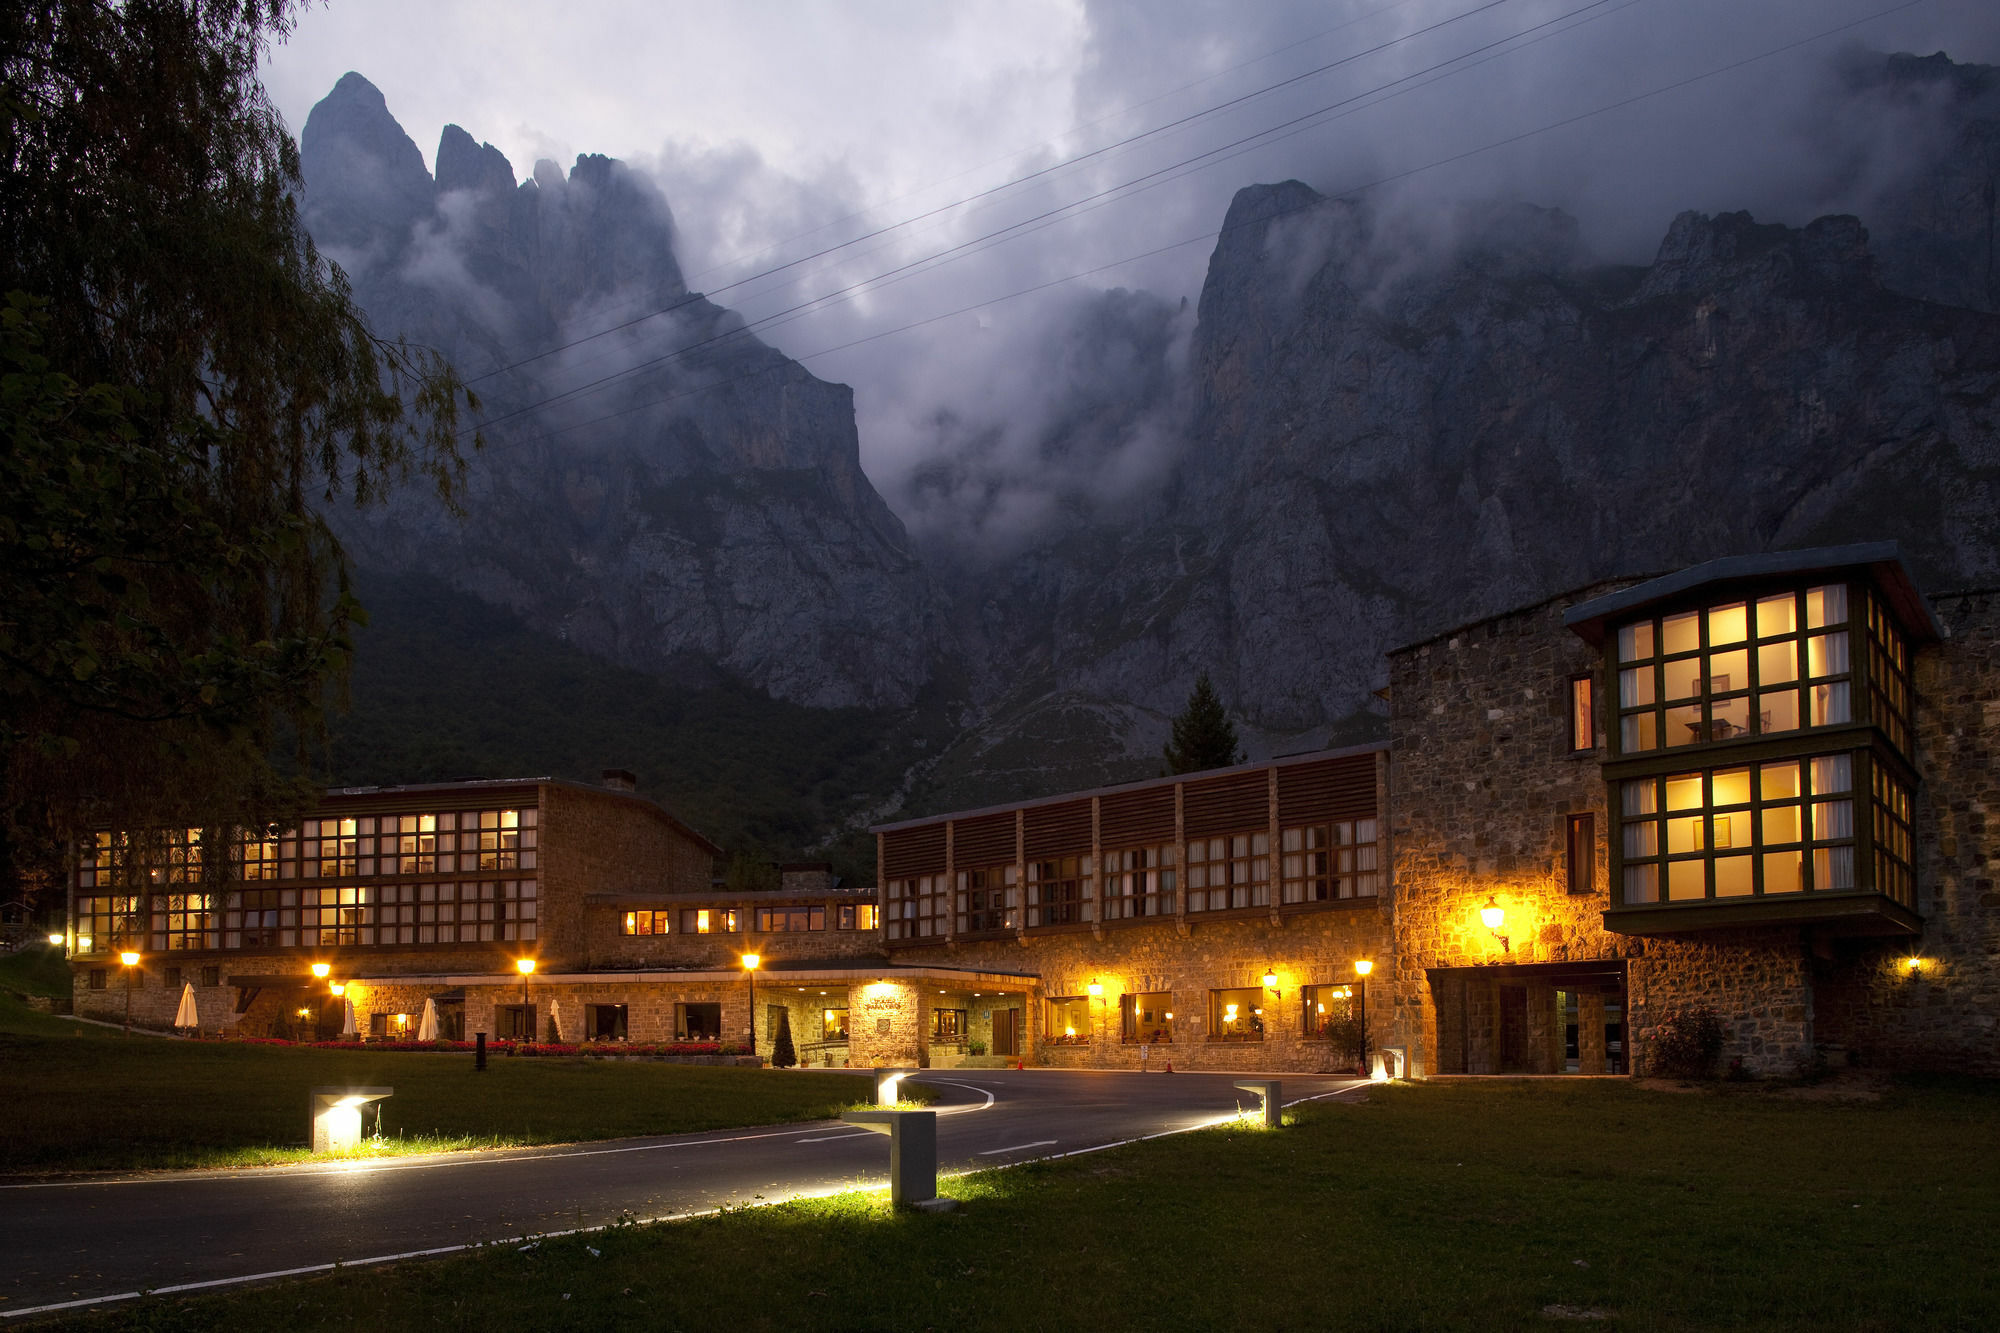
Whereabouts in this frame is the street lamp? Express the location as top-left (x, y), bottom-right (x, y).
top-left (741, 953), bottom-right (761, 1053)
top-left (516, 957), bottom-right (536, 1041)
top-left (119, 950), bottom-right (141, 1034)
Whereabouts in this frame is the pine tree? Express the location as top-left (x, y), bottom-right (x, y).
top-left (1163, 670), bottom-right (1244, 774)
top-left (770, 1010), bottom-right (798, 1068)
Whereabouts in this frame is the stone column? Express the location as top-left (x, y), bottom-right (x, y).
top-left (1579, 990), bottom-right (1608, 1073)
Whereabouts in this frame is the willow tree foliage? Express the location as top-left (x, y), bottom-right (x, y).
top-left (0, 0), bottom-right (476, 898)
top-left (1162, 670), bottom-right (1244, 775)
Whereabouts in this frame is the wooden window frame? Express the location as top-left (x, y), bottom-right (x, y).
top-left (1565, 812), bottom-right (1596, 896)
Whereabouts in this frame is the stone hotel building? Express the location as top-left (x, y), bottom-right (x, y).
top-left (66, 543), bottom-right (1998, 1079)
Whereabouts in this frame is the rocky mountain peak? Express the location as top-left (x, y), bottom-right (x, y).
top-left (435, 124), bottom-right (515, 199)
top-left (299, 72), bottom-right (433, 267)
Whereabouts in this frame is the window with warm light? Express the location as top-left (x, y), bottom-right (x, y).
top-left (1614, 585), bottom-right (1854, 754)
top-left (75, 895), bottom-right (141, 953)
top-left (836, 903), bottom-right (881, 931)
top-left (884, 874), bottom-right (947, 942)
top-left (675, 1002), bottom-right (722, 1041)
top-left (621, 910), bottom-right (672, 935)
top-left (1569, 674), bottom-right (1595, 752)
top-left (932, 1008), bottom-right (968, 1042)
top-left (1209, 987), bottom-right (1265, 1041)
top-left (1280, 819), bottom-right (1380, 903)
top-left (1026, 856), bottom-right (1091, 927)
top-left (1302, 982), bottom-right (1364, 1054)
top-left (679, 907), bottom-right (739, 935)
top-left (1186, 833), bottom-right (1268, 912)
top-left (1100, 844), bottom-right (1176, 919)
top-left (1120, 991), bottom-right (1174, 1043)
top-left (1044, 995), bottom-right (1091, 1043)
top-left (955, 864), bottom-right (1019, 935)
top-left (822, 1007), bottom-right (849, 1041)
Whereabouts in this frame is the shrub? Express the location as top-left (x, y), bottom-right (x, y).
top-left (770, 1014), bottom-right (797, 1068)
top-left (1650, 1005), bottom-right (1725, 1079)
top-left (967, 1038), bottom-right (986, 1056)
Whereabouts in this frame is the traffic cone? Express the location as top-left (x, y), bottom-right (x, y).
top-left (1163, 1059), bottom-right (1174, 1073)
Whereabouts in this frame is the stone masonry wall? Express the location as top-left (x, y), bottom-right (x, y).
top-left (542, 782), bottom-right (715, 970)
top-left (1813, 590), bottom-right (2000, 1075)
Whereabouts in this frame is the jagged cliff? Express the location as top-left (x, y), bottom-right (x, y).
top-left (301, 73), bottom-right (944, 711)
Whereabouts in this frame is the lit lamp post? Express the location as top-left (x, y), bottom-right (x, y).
top-left (119, 950), bottom-right (141, 1034)
top-left (516, 957), bottom-right (536, 1041)
top-left (1354, 959), bottom-right (1373, 1073)
top-left (742, 953), bottom-right (761, 1054)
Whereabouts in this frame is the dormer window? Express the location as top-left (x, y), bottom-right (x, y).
top-left (1614, 585), bottom-right (1851, 754)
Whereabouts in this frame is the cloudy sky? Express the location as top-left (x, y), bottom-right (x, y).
top-left (262, 0), bottom-right (2000, 541)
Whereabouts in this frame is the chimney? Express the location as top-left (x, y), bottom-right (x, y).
top-left (601, 768), bottom-right (637, 793)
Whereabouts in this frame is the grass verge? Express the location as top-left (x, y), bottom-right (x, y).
top-left (0, 992), bottom-right (877, 1172)
top-left (38, 1077), bottom-right (2000, 1331)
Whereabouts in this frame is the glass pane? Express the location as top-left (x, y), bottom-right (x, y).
top-left (1810, 682), bottom-right (1851, 726)
top-left (1754, 764), bottom-right (1795, 803)
top-left (1806, 584), bottom-right (1847, 628)
top-left (1662, 611), bottom-right (1701, 655)
top-left (1667, 817), bottom-right (1705, 855)
top-left (1814, 846), bottom-right (1855, 891)
top-left (1623, 863), bottom-right (1659, 904)
top-left (1758, 640), bottom-right (1798, 685)
top-left (1618, 621), bottom-right (1655, 662)
top-left (1665, 775), bottom-right (1704, 811)
top-left (1622, 780), bottom-right (1658, 817)
top-left (1812, 800), bottom-right (1854, 841)
top-left (1806, 632), bottom-right (1849, 678)
top-left (1621, 714), bottom-right (1658, 752)
top-left (1710, 696), bottom-right (1751, 741)
top-left (1664, 705), bottom-right (1703, 746)
top-left (1619, 667), bottom-right (1655, 708)
top-left (1710, 768), bottom-right (1752, 806)
top-left (1668, 860), bottom-right (1706, 901)
top-left (1810, 754), bottom-right (1852, 793)
top-left (1762, 851), bottom-right (1803, 894)
top-left (1707, 649), bottom-right (1747, 695)
top-left (1623, 822), bottom-right (1658, 857)
top-left (1708, 603), bottom-right (1747, 646)
top-left (1759, 689), bottom-right (1800, 734)
top-left (1663, 657), bottom-right (1701, 702)
top-left (1714, 855), bottom-right (1753, 897)
top-left (1761, 806), bottom-right (1802, 845)
top-left (1756, 594), bottom-right (1798, 639)
top-left (1709, 812), bottom-right (1743, 850)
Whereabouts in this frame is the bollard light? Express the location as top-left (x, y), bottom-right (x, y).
top-left (1234, 1079), bottom-right (1283, 1128)
top-left (840, 1108), bottom-right (949, 1209)
top-left (310, 1086), bottom-right (393, 1153)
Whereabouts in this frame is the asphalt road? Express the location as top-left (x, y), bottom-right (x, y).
top-left (0, 1069), bottom-right (1364, 1318)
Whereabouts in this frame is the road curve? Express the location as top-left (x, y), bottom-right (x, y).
top-left (0, 1070), bottom-right (1364, 1319)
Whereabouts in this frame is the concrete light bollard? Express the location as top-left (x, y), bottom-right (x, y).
top-left (310, 1087), bottom-right (393, 1153)
top-left (840, 1108), bottom-right (955, 1211)
top-left (1234, 1079), bottom-right (1283, 1128)
top-left (872, 1066), bottom-right (918, 1107)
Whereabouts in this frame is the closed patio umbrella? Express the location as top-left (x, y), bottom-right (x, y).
top-left (341, 997), bottom-right (357, 1038)
top-left (417, 997), bottom-right (439, 1042)
top-left (173, 982), bottom-right (198, 1033)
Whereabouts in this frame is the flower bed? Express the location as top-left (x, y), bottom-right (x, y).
top-left (293, 1039), bottom-right (756, 1060)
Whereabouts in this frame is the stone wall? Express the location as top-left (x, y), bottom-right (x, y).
top-left (1813, 590), bottom-right (2000, 1075)
top-left (542, 782), bottom-right (714, 970)
top-left (584, 894), bottom-right (884, 969)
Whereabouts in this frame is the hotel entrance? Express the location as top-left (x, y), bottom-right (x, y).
top-left (1428, 961), bottom-right (1627, 1075)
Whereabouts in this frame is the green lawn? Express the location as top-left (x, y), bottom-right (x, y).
top-left (0, 991), bottom-right (875, 1172)
top-left (40, 1077), bottom-right (2000, 1332)
top-left (0, 942), bottom-right (72, 998)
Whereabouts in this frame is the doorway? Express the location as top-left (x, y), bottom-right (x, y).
top-left (991, 1006), bottom-right (1021, 1057)
top-left (1428, 961), bottom-right (1628, 1075)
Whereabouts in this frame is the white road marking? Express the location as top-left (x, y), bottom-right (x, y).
top-left (976, 1140), bottom-right (1057, 1155)
top-left (793, 1132), bottom-right (874, 1143)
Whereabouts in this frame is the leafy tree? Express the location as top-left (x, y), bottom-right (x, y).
top-left (1162, 670), bottom-right (1244, 774)
top-left (724, 852), bottom-right (779, 894)
top-left (0, 0), bottom-right (474, 896)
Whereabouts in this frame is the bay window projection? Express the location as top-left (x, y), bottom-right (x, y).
top-left (955, 865), bottom-right (1019, 935)
top-left (885, 874), bottom-right (947, 942)
top-left (1615, 585), bottom-right (1852, 754)
top-left (1120, 991), bottom-right (1174, 1043)
top-left (1210, 987), bottom-right (1266, 1041)
top-left (1279, 819), bottom-right (1379, 903)
top-left (1027, 856), bottom-right (1090, 927)
top-left (1186, 833), bottom-right (1268, 912)
top-left (1045, 995), bottom-right (1092, 1043)
top-left (1864, 594), bottom-right (1914, 756)
top-left (1100, 845), bottom-right (1176, 919)
top-left (1618, 755), bottom-right (1862, 905)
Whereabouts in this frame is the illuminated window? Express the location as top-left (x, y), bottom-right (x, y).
top-left (933, 1008), bottom-right (968, 1041)
top-left (955, 864), bottom-right (1018, 935)
top-left (477, 810), bottom-right (520, 871)
top-left (1209, 987), bottom-right (1265, 1041)
top-left (836, 903), bottom-right (882, 931)
top-left (1101, 844), bottom-right (1176, 920)
top-left (678, 907), bottom-right (739, 935)
top-left (885, 874), bottom-right (947, 942)
top-left (158, 893), bottom-right (215, 950)
top-left (76, 895), bottom-right (141, 953)
top-left (822, 1008), bottom-right (849, 1041)
top-left (302, 818), bottom-right (362, 878)
top-left (1026, 856), bottom-right (1090, 927)
top-left (1120, 991), bottom-right (1174, 1043)
top-left (1302, 982), bottom-right (1363, 1041)
top-left (1569, 674), bottom-right (1595, 752)
top-left (1565, 813), bottom-right (1596, 896)
top-left (755, 906), bottom-right (825, 932)
top-left (621, 910), bottom-right (672, 936)
top-left (675, 1002), bottom-right (722, 1041)
top-left (1044, 995), bottom-right (1091, 1043)
top-left (1615, 585), bottom-right (1851, 754)
top-left (392, 814), bottom-right (445, 874)
top-left (1280, 819), bottom-right (1379, 903)
top-left (236, 828), bottom-right (283, 880)
top-left (1619, 754), bottom-right (1858, 905)
top-left (1186, 833), bottom-right (1267, 912)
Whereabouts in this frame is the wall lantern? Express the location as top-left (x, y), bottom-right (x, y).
top-left (48, 933), bottom-right (64, 947)
top-left (1087, 979), bottom-right (1104, 997)
top-left (1903, 956), bottom-right (1924, 976)
top-left (1261, 968), bottom-right (1279, 994)
top-left (1479, 897), bottom-right (1511, 954)
top-left (1354, 959), bottom-right (1374, 978)
top-left (120, 950), bottom-right (141, 967)
top-left (329, 982), bottom-right (345, 997)
top-left (311, 962), bottom-right (331, 980)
